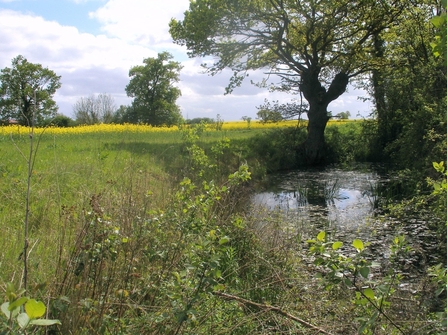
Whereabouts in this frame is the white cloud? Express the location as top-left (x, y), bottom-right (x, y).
top-left (0, 10), bottom-right (155, 69)
top-left (0, 9), bottom-right (158, 116)
top-left (90, 0), bottom-right (190, 46)
top-left (0, 1), bottom-right (371, 121)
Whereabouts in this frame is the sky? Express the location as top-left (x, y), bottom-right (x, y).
top-left (0, 0), bottom-right (374, 121)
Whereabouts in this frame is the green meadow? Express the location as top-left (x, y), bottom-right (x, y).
top-left (0, 121), bottom-right (439, 334)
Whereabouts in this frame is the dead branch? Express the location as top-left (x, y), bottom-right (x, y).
top-left (214, 291), bottom-right (333, 335)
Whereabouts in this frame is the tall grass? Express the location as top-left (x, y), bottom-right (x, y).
top-left (1, 121), bottom-right (433, 334)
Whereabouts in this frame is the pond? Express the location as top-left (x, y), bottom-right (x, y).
top-left (251, 164), bottom-right (441, 271)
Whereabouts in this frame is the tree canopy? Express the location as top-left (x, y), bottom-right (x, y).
top-left (125, 52), bottom-right (183, 126)
top-left (170, 0), bottom-right (407, 164)
top-left (0, 55), bottom-right (61, 126)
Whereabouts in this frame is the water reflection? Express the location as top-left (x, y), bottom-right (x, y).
top-left (252, 165), bottom-right (443, 269)
top-left (252, 166), bottom-right (383, 230)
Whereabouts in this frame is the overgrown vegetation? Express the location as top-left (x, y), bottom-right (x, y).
top-left (1, 119), bottom-right (447, 334)
top-left (2, 0), bottom-right (447, 333)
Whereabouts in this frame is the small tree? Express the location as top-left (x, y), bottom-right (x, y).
top-left (126, 52), bottom-right (183, 126)
top-left (73, 93), bottom-right (116, 125)
top-left (335, 111), bottom-right (351, 120)
top-left (241, 116), bottom-right (252, 129)
top-left (256, 110), bottom-right (283, 123)
top-left (0, 55), bottom-right (61, 126)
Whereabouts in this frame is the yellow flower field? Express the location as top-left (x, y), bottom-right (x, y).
top-left (0, 119), bottom-right (357, 136)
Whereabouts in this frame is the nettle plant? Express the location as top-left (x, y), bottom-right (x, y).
top-left (1, 283), bottom-right (60, 334)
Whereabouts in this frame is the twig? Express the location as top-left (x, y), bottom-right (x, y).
top-left (214, 291), bottom-right (333, 335)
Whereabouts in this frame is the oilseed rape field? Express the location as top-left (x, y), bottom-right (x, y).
top-left (0, 119), bottom-right (356, 136)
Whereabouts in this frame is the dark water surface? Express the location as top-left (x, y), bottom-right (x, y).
top-left (251, 164), bottom-right (441, 270)
top-left (252, 166), bottom-right (383, 230)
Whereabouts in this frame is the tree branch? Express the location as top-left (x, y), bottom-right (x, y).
top-left (214, 291), bottom-right (334, 335)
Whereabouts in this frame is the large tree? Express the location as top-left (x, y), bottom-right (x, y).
top-left (125, 52), bottom-right (183, 126)
top-left (0, 55), bottom-right (61, 126)
top-left (170, 0), bottom-right (406, 164)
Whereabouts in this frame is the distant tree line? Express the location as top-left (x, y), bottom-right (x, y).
top-left (0, 52), bottom-right (183, 127)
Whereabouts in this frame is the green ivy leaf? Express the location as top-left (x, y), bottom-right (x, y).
top-left (352, 239), bottom-right (364, 251)
top-left (25, 299), bottom-right (46, 319)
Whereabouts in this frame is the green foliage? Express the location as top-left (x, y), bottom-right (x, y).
top-left (125, 52), bottom-right (183, 126)
top-left (42, 114), bottom-right (75, 127)
top-left (307, 232), bottom-right (414, 334)
top-left (257, 99), bottom-right (307, 122)
top-left (325, 122), bottom-right (370, 163)
top-left (0, 55), bottom-right (61, 126)
top-left (241, 116), bottom-right (251, 129)
top-left (430, 0), bottom-right (447, 64)
top-left (2, 125), bottom-right (447, 333)
top-left (256, 109), bottom-right (283, 123)
top-left (429, 263), bottom-right (447, 330)
top-left (246, 127), bottom-right (307, 171)
top-left (215, 114), bottom-right (224, 131)
top-left (170, 0), bottom-right (408, 164)
top-left (0, 283), bottom-right (60, 334)
top-left (335, 111), bottom-right (351, 120)
top-left (368, 3), bottom-right (447, 171)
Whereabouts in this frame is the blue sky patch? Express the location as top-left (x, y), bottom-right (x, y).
top-left (1, 0), bottom-right (103, 34)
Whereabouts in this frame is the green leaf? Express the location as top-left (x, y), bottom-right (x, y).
top-left (25, 299), bottom-right (46, 319)
top-left (434, 161), bottom-right (445, 173)
top-left (219, 236), bottom-right (230, 245)
top-left (363, 288), bottom-right (375, 300)
top-left (317, 231), bottom-right (326, 242)
top-left (431, 16), bottom-right (445, 28)
top-left (370, 261), bottom-right (381, 268)
top-left (213, 283), bottom-right (225, 291)
top-left (359, 267), bottom-right (370, 278)
top-left (352, 239), bottom-right (364, 251)
top-left (332, 241), bottom-right (343, 250)
top-left (30, 319), bottom-right (62, 326)
top-left (17, 313), bottom-right (30, 329)
top-left (1, 302), bottom-right (11, 318)
top-left (8, 297), bottom-right (28, 311)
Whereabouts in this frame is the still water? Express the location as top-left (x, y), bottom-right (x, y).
top-left (251, 164), bottom-right (440, 267)
top-left (252, 165), bottom-right (384, 231)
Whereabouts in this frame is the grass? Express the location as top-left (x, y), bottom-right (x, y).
top-left (1, 120), bottom-right (439, 335)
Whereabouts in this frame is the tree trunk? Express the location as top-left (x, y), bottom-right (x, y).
top-left (372, 32), bottom-right (389, 149)
top-left (302, 102), bottom-right (330, 165)
top-left (299, 69), bottom-right (349, 165)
